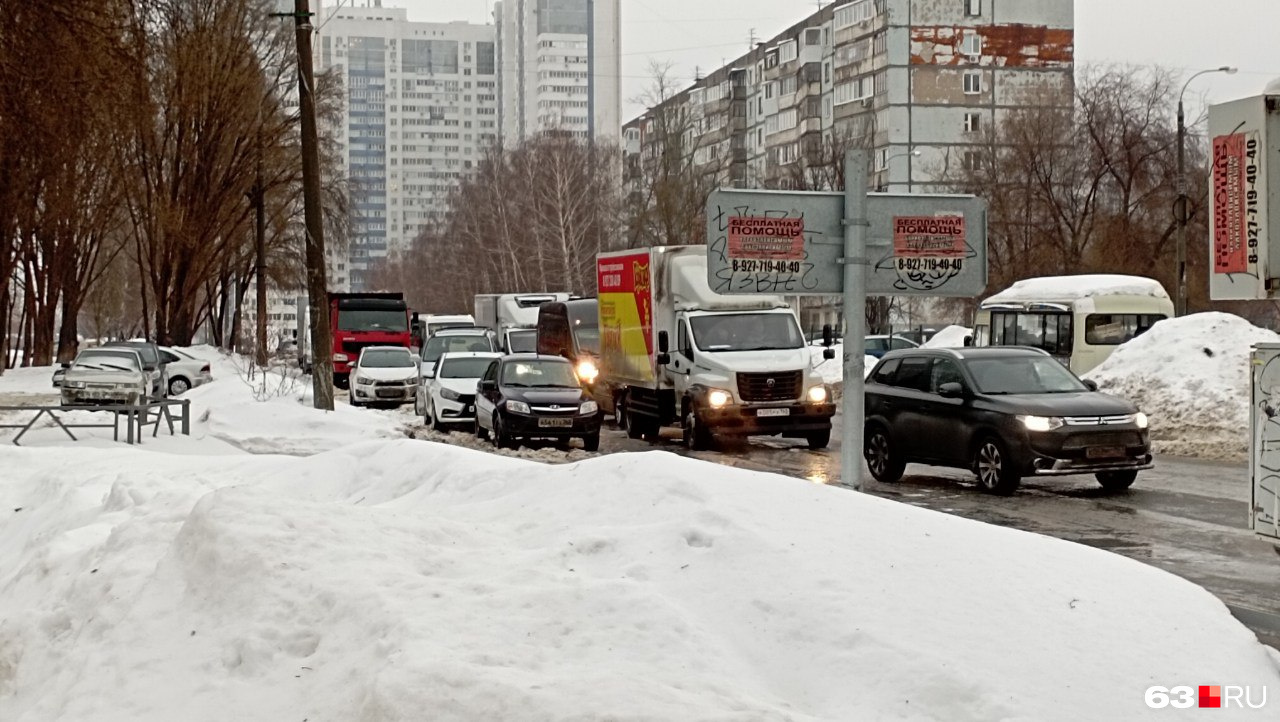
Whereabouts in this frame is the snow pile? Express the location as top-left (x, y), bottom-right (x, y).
top-left (810, 343), bottom-right (878, 397)
top-left (1087, 312), bottom-right (1279, 460)
top-left (2, 442), bottom-right (1277, 721)
top-left (984, 274), bottom-right (1170, 303)
top-left (921, 324), bottom-right (973, 348)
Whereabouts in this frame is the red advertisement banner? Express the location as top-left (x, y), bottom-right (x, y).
top-left (727, 216), bottom-right (805, 260)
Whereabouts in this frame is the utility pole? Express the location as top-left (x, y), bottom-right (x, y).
top-left (254, 123), bottom-right (268, 367)
top-left (292, 0), bottom-right (334, 410)
top-left (841, 148), bottom-right (869, 491)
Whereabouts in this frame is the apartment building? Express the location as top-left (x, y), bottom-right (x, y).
top-left (494, 0), bottom-right (622, 144)
top-left (315, 3), bottom-right (499, 291)
top-left (624, 0), bottom-right (1074, 194)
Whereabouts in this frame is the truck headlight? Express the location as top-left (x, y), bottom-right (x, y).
top-left (1019, 415), bottom-right (1063, 432)
top-left (575, 359), bottom-right (599, 383)
top-left (807, 385), bottom-right (828, 403)
top-left (507, 400), bottom-right (530, 414)
top-left (333, 353), bottom-right (349, 362)
top-left (580, 400), bottom-right (598, 415)
top-left (440, 388), bottom-right (461, 401)
top-left (707, 389), bottom-right (732, 408)
top-left (1134, 412), bottom-right (1148, 429)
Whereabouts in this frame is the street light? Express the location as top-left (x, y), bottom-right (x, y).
top-left (876, 148), bottom-right (920, 192)
top-left (1175, 65), bottom-right (1237, 316)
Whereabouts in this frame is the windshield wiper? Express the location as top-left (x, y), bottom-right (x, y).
top-left (505, 382), bottom-right (532, 387)
top-left (100, 364), bottom-right (136, 372)
top-left (531, 383), bottom-right (575, 388)
top-left (74, 363), bottom-right (103, 370)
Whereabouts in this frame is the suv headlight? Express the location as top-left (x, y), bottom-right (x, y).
top-left (1134, 412), bottom-right (1149, 429)
top-left (807, 385), bottom-right (828, 403)
top-left (580, 400), bottom-right (598, 415)
top-left (707, 388), bottom-right (732, 408)
top-left (440, 388), bottom-right (461, 401)
top-left (506, 400), bottom-right (530, 414)
top-left (1019, 415), bottom-right (1064, 432)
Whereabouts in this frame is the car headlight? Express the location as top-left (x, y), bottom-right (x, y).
top-left (440, 388), bottom-right (461, 401)
top-left (580, 400), bottom-right (599, 415)
top-left (807, 385), bottom-right (828, 403)
top-left (707, 389), bottom-right (732, 408)
top-left (115, 382), bottom-right (136, 390)
top-left (355, 375), bottom-right (372, 385)
top-left (1134, 412), bottom-right (1149, 429)
top-left (65, 380), bottom-right (86, 389)
top-left (507, 400), bottom-right (530, 414)
top-left (333, 353), bottom-right (349, 362)
top-left (575, 359), bottom-right (599, 383)
top-left (1019, 415), bottom-right (1064, 432)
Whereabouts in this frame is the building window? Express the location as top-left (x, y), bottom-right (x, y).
top-left (965, 0), bottom-right (982, 16)
top-left (963, 70), bottom-right (982, 94)
top-left (964, 112), bottom-right (980, 133)
top-left (962, 150), bottom-right (981, 170)
top-left (962, 34), bottom-right (982, 56)
top-left (875, 148), bottom-right (889, 171)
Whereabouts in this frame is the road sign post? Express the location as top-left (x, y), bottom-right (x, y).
top-left (706, 159), bottom-right (987, 491)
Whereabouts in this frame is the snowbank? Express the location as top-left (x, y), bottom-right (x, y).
top-left (921, 324), bottom-right (973, 348)
top-left (1087, 312), bottom-right (1279, 461)
top-left (1, 442), bottom-right (1277, 721)
top-left (809, 344), bottom-right (878, 397)
top-left (984, 274), bottom-right (1169, 303)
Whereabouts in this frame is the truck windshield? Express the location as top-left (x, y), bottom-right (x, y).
top-left (427, 321), bottom-right (471, 335)
top-left (338, 310), bottom-right (408, 332)
top-left (574, 327), bottom-right (600, 354)
top-left (506, 329), bottom-right (537, 354)
top-left (360, 349), bottom-right (415, 368)
top-left (690, 313), bottom-right (804, 352)
top-left (423, 334), bottom-right (494, 364)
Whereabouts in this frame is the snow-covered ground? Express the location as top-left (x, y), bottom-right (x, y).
top-left (1, 346), bottom-right (1278, 720)
top-left (921, 324), bottom-right (973, 348)
top-left (1087, 312), bottom-right (1279, 461)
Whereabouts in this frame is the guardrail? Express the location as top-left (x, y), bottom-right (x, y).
top-left (0, 399), bottom-right (191, 446)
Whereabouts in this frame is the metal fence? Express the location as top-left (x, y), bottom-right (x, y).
top-left (0, 399), bottom-right (191, 446)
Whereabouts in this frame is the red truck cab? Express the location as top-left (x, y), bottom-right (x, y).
top-left (329, 292), bottom-right (411, 388)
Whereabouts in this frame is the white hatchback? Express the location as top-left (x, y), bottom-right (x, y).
top-left (416, 351), bottom-right (502, 432)
top-left (350, 346), bottom-right (418, 407)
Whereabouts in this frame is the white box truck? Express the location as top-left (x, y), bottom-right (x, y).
top-left (597, 246), bottom-right (835, 450)
top-left (474, 293), bottom-right (570, 353)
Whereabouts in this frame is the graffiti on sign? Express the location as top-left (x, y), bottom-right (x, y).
top-left (708, 205), bottom-right (824, 294)
top-left (877, 214), bottom-right (974, 292)
top-left (1212, 131), bottom-right (1260, 276)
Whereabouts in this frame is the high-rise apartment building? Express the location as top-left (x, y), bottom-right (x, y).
top-left (493, 0), bottom-right (621, 144)
top-left (624, 0), bottom-right (1074, 195)
top-left (315, 3), bottom-right (499, 291)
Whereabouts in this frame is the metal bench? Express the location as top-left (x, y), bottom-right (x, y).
top-left (0, 399), bottom-right (192, 446)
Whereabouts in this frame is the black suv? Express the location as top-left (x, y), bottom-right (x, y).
top-left (864, 347), bottom-right (1152, 495)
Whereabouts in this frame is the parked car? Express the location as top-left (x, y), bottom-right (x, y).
top-left (863, 346), bottom-right (1152, 495)
top-left (864, 334), bottom-right (919, 358)
top-left (419, 327), bottom-right (498, 369)
top-left (59, 348), bottom-right (149, 407)
top-left (349, 346), bottom-right (418, 407)
top-left (102, 340), bottom-right (168, 400)
top-left (416, 351), bottom-right (502, 432)
top-left (474, 354), bottom-right (601, 451)
top-left (158, 346), bottom-right (213, 395)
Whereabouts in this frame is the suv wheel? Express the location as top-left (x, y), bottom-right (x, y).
top-left (973, 436), bottom-right (1021, 495)
top-left (1095, 469), bottom-right (1138, 491)
top-left (864, 426), bottom-right (904, 482)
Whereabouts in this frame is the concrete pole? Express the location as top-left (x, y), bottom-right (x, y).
top-left (842, 149), bottom-right (869, 491)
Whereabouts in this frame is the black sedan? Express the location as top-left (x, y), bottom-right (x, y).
top-left (864, 346), bottom-right (1152, 495)
top-left (474, 354), bottom-right (601, 451)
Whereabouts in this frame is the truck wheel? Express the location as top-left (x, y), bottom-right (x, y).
top-left (683, 407), bottom-right (714, 451)
top-left (614, 395), bottom-right (628, 431)
top-left (805, 429), bottom-right (831, 450)
top-left (582, 432), bottom-right (600, 452)
top-left (625, 406), bottom-right (645, 440)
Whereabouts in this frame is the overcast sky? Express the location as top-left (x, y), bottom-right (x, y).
top-left (380, 0), bottom-right (1279, 120)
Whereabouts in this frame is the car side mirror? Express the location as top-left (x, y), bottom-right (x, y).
top-left (60, 362), bottom-right (70, 369)
top-left (479, 379), bottom-right (496, 392)
top-left (1082, 378), bottom-right (1098, 391)
top-left (657, 330), bottom-right (669, 354)
top-left (938, 382), bottom-right (965, 398)
top-left (823, 348), bottom-right (835, 360)
top-left (423, 368), bottom-right (435, 379)
top-left (822, 323), bottom-right (834, 347)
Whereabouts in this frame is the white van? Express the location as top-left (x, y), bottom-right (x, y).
top-left (971, 275), bottom-right (1174, 374)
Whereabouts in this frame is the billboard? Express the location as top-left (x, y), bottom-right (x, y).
top-left (1208, 93), bottom-right (1280, 300)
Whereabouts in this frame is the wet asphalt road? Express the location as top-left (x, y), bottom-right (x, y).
top-left (588, 415), bottom-right (1280, 648)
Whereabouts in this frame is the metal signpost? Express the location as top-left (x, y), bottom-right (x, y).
top-left (1209, 88), bottom-right (1280, 545)
top-left (706, 149), bottom-right (988, 490)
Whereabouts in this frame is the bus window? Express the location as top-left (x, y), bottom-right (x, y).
top-left (991, 311), bottom-right (1072, 355)
top-left (1084, 314), bottom-right (1167, 345)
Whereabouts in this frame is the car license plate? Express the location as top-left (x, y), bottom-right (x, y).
top-left (756, 408), bottom-right (791, 418)
top-left (538, 417), bottom-right (574, 428)
top-left (1086, 446), bottom-right (1124, 459)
